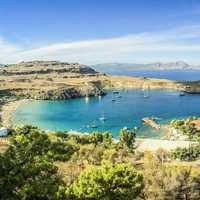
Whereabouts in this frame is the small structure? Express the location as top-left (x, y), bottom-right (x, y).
top-left (0, 127), bottom-right (8, 136)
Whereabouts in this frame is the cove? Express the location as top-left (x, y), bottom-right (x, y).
top-left (13, 89), bottom-right (200, 138)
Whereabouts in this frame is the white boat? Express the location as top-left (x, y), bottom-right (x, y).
top-left (143, 84), bottom-right (150, 98)
top-left (179, 91), bottom-right (185, 96)
top-left (99, 112), bottom-right (107, 121)
top-left (85, 96), bottom-right (89, 103)
top-left (99, 117), bottom-right (106, 121)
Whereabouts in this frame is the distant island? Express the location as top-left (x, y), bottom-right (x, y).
top-left (92, 61), bottom-right (200, 73)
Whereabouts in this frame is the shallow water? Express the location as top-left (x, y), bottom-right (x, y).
top-left (13, 89), bottom-right (200, 138)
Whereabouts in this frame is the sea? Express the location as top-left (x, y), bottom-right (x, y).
top-left (13, 69), bottom-right (200, 138)
top-left (106, 69), bottom-right (200, 81)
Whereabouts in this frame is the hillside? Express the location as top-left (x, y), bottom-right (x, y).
top-left (0, 60), bottom-right (105, 100)
top-left (1, 60), bottom-right (98, 76)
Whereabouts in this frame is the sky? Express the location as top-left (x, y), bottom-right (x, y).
top-left (1, 0), bottom-right (200, 64)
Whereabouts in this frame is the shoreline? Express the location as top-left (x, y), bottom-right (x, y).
top-left (68, 130), bottom-right (191, 151)
top-left (0, 99), bottom-right (28, 128)
top-left (0, 102), bottom-right (192, 151)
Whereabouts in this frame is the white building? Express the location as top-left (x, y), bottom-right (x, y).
top-left (0, 127), bottom-right (8, 136)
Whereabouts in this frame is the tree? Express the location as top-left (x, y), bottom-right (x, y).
top-left (89, 132), bottom-right (103, 146)
top-left (102, 132), bottom-right (112, 148)
top-left (0, 126), bottom-right (65, 200)
top-left (68, 162), bottom-right (143, 200)
top-left (119, 128), bottom-right (136, 150)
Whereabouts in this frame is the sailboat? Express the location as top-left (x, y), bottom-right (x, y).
top-left (85, 96), bottom-right (89, 103)
top-left (85, 90), bottom-right (89, 103)
top-left (143, 84), bottom-right (150, 98)
top-left (179, 91), bottom-right (185, 96)
top-left (99, 112), bottom-right (107, 121)
top-left (90, 121), bottom-right (98, 128)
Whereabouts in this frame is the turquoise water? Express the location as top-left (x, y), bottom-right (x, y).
top-left (13, 89), bottom-right (200, 138)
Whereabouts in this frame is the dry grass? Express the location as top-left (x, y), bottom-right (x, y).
top-left (0, 137), bottom-right (9, 153)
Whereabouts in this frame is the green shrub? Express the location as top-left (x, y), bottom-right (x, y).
top-left (67, 162), bottom-right (143, 200)
top-left (171, 145), bottom-right (200, 161)
top-left (119, 128), bottom-right (136, 151)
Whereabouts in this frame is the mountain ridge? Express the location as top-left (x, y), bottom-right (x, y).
top-left (92, 61), bottom-right (199, 73)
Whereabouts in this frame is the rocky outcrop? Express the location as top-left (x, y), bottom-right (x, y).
top-left (180, 81), bottom-right (200, 94)
top-left (1, 61), bottom-right (99, 76)
top-left (10, 81), bottom-right (106, 100)
top-left (0, 60), bottom-right (107, 100)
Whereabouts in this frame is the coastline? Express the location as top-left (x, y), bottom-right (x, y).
top-left (0, 106), bottom-right (192, 151)
top-left (0, 99), bottom-right (28, 128)
top-left (0, 85), bottom-right (194, 152)
top-left (68, 130), bottom-right (191, 151)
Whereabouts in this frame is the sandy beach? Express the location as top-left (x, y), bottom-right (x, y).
top-left (136, 138), bottom-right (192, 151)
top-left (0, 99), bottom-right (28, 128)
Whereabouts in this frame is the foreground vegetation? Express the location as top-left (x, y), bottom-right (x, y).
top-left (171, 117), bottom-right (200, 161)
top-left (1, 125), bottom-right (200, 199)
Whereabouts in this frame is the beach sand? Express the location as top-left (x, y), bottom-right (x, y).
top-left (136, 138), bottom-right (191, 151)
top-left (0, 99), bottom-right (28, 128)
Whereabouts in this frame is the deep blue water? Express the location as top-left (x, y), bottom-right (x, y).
top-left (108, 70), bottom-right (200, 81)
top-left (13, 89), bottom-right (200, 138)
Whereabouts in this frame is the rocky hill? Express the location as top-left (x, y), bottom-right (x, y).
top-left (1, 61), bottom-right (98, 76)
top-left (0, 61), bottom-right (105, 100)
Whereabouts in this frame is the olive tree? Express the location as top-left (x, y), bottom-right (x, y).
top-left (68, 162), bottom-right (143, 200)
top-left (119, 128), bottom-right (136, 150)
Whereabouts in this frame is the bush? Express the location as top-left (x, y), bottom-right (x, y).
top-left (68, 162), bottom-right (143, 200)
top-left (171, 145), bottom-right (200, 161)
top-left (0, 126), bottom-right (65, 200)
top-left (119, 128), bottom-right (136, 151)
top-left (48, 140), bottom-right (79, 161)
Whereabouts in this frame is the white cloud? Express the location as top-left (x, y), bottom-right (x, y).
top-left (1, 24), bottom-right (200, 64)
top-left (0, 37), bottom-right (21, 62)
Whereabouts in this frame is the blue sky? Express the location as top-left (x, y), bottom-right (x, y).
top-left (1, 0), bottom-right (200, 64)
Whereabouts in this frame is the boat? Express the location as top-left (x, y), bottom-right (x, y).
top-left (85, 95), bottom-right (89, 103)
top-left (117, 95), bottom-right (122, 98)
top-left (99, 112), bottom-right (107, 121)
top-left (86, 124), bottom-right (98, 128)
top-left (179, 91), bottom-right (185, 96)
top-left (143, 84), bottom-right (150, 98)
top-left (99, 117), bottom-right (106, 121)
top-left (112, 99), bottom-right (116, 102)
top-left (87, 121), bottom-right (98, 128)
top-left (113, 91), bottom-right (119, 94)
top-left (90, 124), bottom-right (98, 128)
